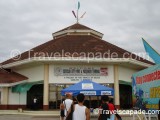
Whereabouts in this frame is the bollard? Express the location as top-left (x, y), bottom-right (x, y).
top-left (18, 108), bottom-right (23, 112)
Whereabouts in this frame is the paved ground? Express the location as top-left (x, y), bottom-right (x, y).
top-left (0, 115), bottom-right (99, 120)
top-left (0, 111), bottom-right (158, 120)
top-left (0, 114), bottom-right (159, 120)
top-left (1, 114), bottom-right (158, 120)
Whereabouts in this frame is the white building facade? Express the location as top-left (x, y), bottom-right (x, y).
top-left (0, 23), bottom-right (153, 110)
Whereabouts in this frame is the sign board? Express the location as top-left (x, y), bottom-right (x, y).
top-left (82, 83), bottom-right (93, 89)
top-left (80, 91), bottom-right (96, 95)
top-left (101, 91), bottom-right (112, 95)
top-left (49, 65), bottom-right (114, 84)
top-left (132, 64), bottom-right (160, 110)
top-left (54, 66), bottom-right (108, 76)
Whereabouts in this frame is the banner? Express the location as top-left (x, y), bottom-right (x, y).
top-left (142, 38), bottom-right (160, 64)
top-left (132, 64), bottom-right (160, 110)
top-left (82, 83), bottom-right (93, 89)
top-left (80, 91), bottom-right (96, 95)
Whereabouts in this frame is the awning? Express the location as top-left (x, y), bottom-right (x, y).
top-left (119, 80), bottom-right (132, 86)
top-left (61, 80), bottom-right (114, 96)
top-left (12, 80), bottom-right (43, 93)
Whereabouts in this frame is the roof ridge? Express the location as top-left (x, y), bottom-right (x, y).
top-left (53, 23), bottom-right (102, 34)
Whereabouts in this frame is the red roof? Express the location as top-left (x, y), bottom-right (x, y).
top-left (0, 68), bottom-right (28, 84)
top-left (1, 23), bottom-right (154, 65)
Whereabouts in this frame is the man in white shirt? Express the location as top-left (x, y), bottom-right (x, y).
top-left (73, 93), bottom-right (90, 120)
top-left (63, 93), bottom-right (73, 119)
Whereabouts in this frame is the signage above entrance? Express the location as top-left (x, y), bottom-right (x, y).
top-left (54, 66), bottom-right (108, 76)
top-left (49, 65), bottom-right (114, 84)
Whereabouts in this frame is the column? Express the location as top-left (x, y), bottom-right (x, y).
top-left (43, 64), bottom-right (49, 110)
top-left (1, 87), bottom-right (9, 109)
top-left (114, 65), bottom-right (120, 109)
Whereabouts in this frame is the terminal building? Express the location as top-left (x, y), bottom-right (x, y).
top-left (0, 23), bottom-right (153, 110)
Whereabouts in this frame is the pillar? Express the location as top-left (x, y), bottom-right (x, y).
top-left (1, 87), bottom-right (9, 109)
top-left (43, 64), bottom-right (49, 110)
top-left (114, 65), bottom-right (120, 109)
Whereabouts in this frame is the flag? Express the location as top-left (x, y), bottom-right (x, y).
top-left (142, 38), bottom-right (160, 64)
top-left (72, 10), bottom-right (77, 18)
top-left (78, 1), bottom-right (80, 10)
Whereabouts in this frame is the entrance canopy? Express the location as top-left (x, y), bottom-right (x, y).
top-left (12, 80), bottom-right (43, 93)
top-left (61, 80), bottom-right (114, 96)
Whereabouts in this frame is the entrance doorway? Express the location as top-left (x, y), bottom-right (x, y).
top-left (49, 84), bottom-right (64, 109)
top-left (27, 84), bottom-right (43, 109)
top-left (119, 84), bottom-right (132, 109)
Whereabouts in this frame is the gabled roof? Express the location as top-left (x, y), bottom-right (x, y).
top-left (1, 23), bottom-right (154, 66)
top-left (0, 68), bottom-right (28, 84)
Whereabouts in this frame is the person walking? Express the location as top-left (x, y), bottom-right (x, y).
top-left (72, 97), bottom-right (78, 104)
top-left (63, 93), bottom-right (73, 120)
top-left (98, 95), bottom-right (110, 120)
top-left (73, 93), bottom-right (90, 120)
top-left (66, 93), bottom-right (90, 120)
top-left (33, 96), bottom-right (38, 110)
top-left (60, 98), bottom-right (65, 120)
top-left (107, 99), bottom-right (115, 120)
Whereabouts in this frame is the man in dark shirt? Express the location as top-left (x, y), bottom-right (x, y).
top-left (98, 95), bottom-right (110, 120)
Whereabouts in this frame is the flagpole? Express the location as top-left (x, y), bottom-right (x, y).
top-left (77, 5), bottom-right (79, 23)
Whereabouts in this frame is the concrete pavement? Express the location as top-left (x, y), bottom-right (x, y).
top-left (0, 110), bottom-right (59, 116)
top-left (0, 110), bottom-right (133, 120)
top-left (0, 110), bottom-right (158, 120)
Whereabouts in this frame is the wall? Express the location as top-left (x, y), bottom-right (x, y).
top-left (8, 88), bottom-right (26, 105)
top-left (15, 65), bottom-right (44, 82)
top-left (119, 66), bottom-right (137, 82)
top-left (6, 64), bottom-right (45, 108)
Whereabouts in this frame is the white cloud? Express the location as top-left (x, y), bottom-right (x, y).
top-left (0, 0), bottom-right (160, 62)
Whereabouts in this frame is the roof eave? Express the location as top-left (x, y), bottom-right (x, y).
top-left (2, 57), bottom-right (152, 68)
top-left (0, 80), bottom-right (28, 87)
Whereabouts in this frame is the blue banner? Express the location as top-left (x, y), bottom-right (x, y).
top-left (142, 38), bottom-right (160, 64)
